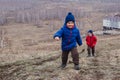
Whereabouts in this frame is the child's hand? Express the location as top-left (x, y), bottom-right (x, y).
top-left (55, 37), bottom-right (60, 41)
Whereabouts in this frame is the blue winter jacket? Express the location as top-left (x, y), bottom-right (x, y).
top-left (54, 24), bottom-right (82, 51)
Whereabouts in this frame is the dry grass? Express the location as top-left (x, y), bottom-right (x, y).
top-left (0, 1), bottom-right (120, 80)
top-left (0, 1), bottom-right (120, 77)
top-left (0, 23), bottom-right (120, 80)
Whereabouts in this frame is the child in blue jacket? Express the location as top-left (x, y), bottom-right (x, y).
top-left (54, 12), bottom-right (82, 70)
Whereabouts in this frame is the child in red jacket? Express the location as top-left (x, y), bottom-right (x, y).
top-left (86, 30), bottom-right (97, 57)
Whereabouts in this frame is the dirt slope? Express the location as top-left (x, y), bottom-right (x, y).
top-left (0, 34), bottom-right (120, 80)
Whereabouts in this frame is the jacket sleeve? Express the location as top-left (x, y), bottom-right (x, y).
top-left (92, 36), bottom-right (97, 47)
top-left (86, 36), bottom-right (90, 46)
top-left (53, 28), bottom-right (63, 38)
top-left (76, 30), bottom-right (82, 46)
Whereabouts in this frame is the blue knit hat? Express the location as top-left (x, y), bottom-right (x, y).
top-left (65, 12), bottom-right (75, 24)
top-left (88, 30), bottom-right (93, 34)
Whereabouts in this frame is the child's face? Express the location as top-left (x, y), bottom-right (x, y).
top-left (66, 21), bottom-right (74, 29)
top-left (88, 33), bottom-right (92, 36)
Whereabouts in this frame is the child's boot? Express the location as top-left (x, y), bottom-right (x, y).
top-left (61, 64), bottom-right (66, 69)
top-left (87, 53), bottom-right (91, 57)
top-left (74, 64), bottom-right (80, 70)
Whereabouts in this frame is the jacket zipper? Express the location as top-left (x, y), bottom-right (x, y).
top-left (66, 29), bottom-right (72, 49)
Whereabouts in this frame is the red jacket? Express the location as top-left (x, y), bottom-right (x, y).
top-left (86, 35), bottom-right (97, 47)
